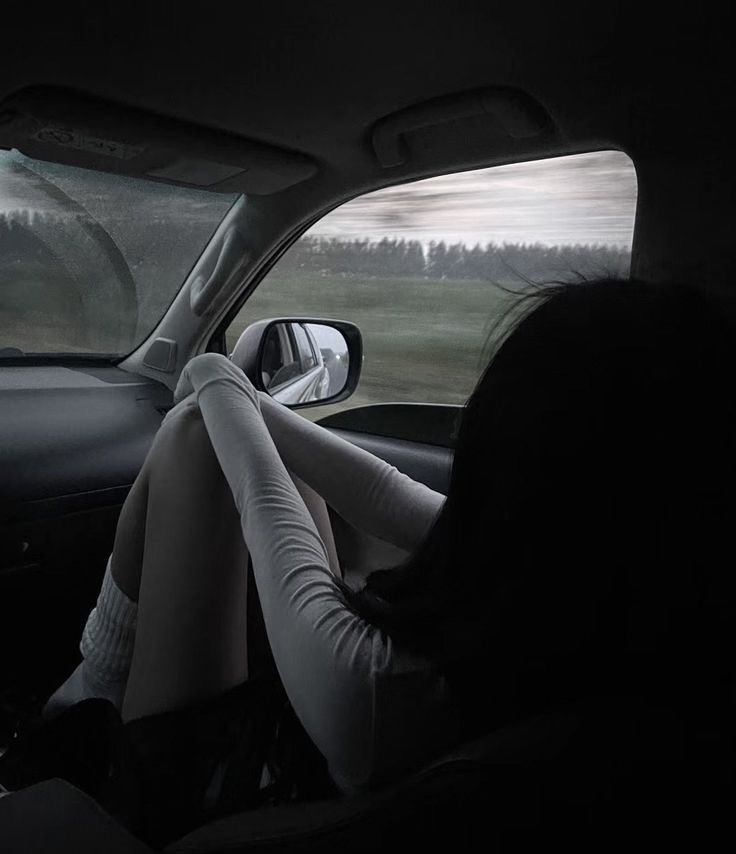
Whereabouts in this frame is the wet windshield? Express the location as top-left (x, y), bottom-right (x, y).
top-left (0, 149), bottom-right (239, 357)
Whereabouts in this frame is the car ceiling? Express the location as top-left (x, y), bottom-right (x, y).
top-left (2, 6), bottom-right (733, 294)
top-left (1, 7), bottom-right (728, 175)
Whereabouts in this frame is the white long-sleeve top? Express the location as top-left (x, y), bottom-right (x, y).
top-left (175, 353), bottom-right (448, 792)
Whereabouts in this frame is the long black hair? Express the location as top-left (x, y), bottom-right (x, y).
top-left (339, 277), bottom-right (736, 731)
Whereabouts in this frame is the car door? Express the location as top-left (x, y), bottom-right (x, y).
top-left (290, 322), bottom-right (329, 403)
top-left (217, 151), bottom-right (637, 583)
top-left (266, 323), bottom-right (326, 406)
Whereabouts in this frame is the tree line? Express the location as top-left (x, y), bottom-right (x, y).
top-left (278, 235), bottom-right (631, 282)
top-left (1, 210), bottom-right (631, 284)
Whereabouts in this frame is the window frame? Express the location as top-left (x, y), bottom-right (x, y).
top-left (211, 149), bottom-right (636, 358)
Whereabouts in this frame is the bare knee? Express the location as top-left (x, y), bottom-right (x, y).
top-left (111, 409), bottom-right (218, 600)
top-left (155, 402), bottom-right (209, 448)
top-left (149, 405), bottom-right (224, 485)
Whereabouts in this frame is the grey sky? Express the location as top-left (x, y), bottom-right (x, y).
top-left (309, 151), bottom-right (636, 248)
top-left (2, 148), bottom-right (637, 250)
top-left (308, 322), bottom-right (348, 356)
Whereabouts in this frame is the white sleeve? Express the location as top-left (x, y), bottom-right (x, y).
top-left (258, 393), bottom-right (445, 552)
top-left (176, 354), bottom-right (451, 791)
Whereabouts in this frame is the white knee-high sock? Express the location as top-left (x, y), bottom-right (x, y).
top-left (44, 556), bottom-right (138, 717)
top-left (79, 555), bottom-right (138, 684)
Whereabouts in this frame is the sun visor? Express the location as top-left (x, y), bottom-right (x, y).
top-left (0, 87), bottom-right (317, 194)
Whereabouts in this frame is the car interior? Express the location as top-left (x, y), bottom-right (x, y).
top-left (1, 5), bottom-right (733, 850)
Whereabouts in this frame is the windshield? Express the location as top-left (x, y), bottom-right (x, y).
top-left (0, 149), bottom-right (239, 357)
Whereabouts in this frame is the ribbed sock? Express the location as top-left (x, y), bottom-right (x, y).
top-left (79, 555), bottom-right (138, 685)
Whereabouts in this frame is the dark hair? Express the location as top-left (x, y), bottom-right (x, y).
top-left (340, 278), bottom-right (736, 732)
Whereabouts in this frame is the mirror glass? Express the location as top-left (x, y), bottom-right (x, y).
top-left (260, 322), bottom-right (350, 405)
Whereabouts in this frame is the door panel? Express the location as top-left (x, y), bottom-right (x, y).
top-left (317, 403), bottom-right (462, 450)
top-left (326, 428), bottom-right (453, 495)
top-left (317, 405), bottom-right (454, 588)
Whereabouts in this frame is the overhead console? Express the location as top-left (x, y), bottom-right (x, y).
top-left (0, 86), bottom-right (318, 194)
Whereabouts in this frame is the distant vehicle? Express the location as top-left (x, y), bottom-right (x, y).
top-left (260, 321), bottom-right (331, 405)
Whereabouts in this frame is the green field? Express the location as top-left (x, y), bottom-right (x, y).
top-left (226, 273), bottom-right (527, 418)
top-left (2, 270), bottom-right (533, 416)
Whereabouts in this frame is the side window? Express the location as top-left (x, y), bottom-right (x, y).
top-left (226, 151), bottom-right (636, 413)
top-left (262, 324), bottom-right (303, 389)
top-left (261, 324), bottom-right (290, 387)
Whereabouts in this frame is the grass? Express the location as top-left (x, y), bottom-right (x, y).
top-left (226, 273), bottom-right (530, 418)
top-left (2, 272), bottom-right (533, 420)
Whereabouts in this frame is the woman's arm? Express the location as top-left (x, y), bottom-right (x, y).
top-left (257, 392), bottom-right (445, 553)
top-left (175, 354), bottom-right (451, 791)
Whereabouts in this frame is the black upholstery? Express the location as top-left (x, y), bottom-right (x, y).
top-left (0, 778), bottom-right (154, 854)
top-left (167, 696), bottom-right (726, 852)
top-left (1, 698), bottom-right (728, 852)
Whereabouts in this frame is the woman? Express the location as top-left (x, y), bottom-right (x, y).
top-left (29, 277), bottom-right (736, 836)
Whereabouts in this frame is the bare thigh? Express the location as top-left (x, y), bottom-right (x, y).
top-left (121, 406), bottom-right (249, 721)
top-left (117, 403), bottom-right (342, 722)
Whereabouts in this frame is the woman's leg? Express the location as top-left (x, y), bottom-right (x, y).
top-left (289, 472), bottom-right (341, 579)
top-left (121, 405), bottom-right (250, 722)
top-left (108, 459), bottom-right (150, 602)
top-left (118, 404), bottom-right (342, 723)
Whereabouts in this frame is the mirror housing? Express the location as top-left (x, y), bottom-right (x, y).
top-left (230, 317), bottom-right (362, 408)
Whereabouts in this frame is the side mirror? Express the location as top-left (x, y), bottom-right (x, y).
top-left (230, 318), bottom-right (362, 408)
